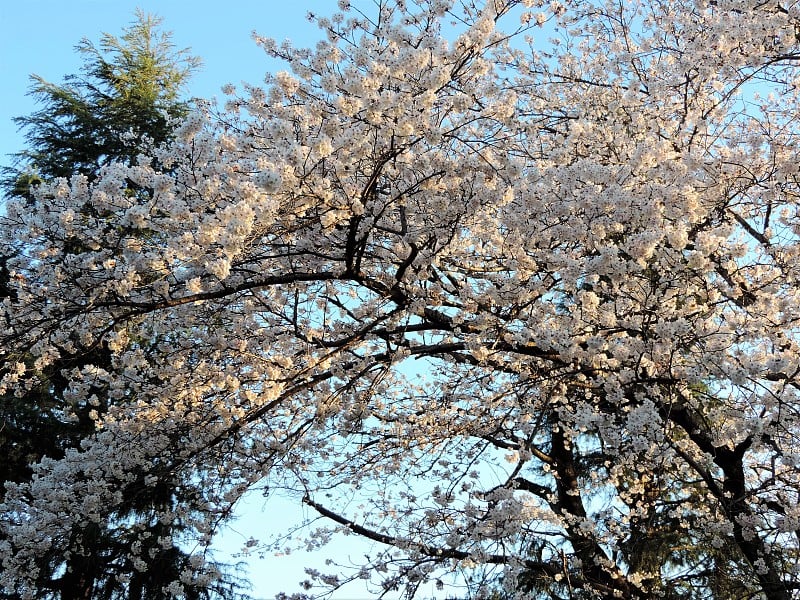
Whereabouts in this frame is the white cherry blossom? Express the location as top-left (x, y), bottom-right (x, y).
top-left (3, 0), bottom-right (800, 598)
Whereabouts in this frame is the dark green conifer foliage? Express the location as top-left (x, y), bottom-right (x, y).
top-left (3, 9), bottom-right (200, 193)
top-left (1, 13), bottom-right (248, 599)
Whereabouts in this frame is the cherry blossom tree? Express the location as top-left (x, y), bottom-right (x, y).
top-left (2, 0), bottom-right (800, 598)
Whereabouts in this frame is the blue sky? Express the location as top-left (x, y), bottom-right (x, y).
top-left (0, 1), bottom-right (442, 598)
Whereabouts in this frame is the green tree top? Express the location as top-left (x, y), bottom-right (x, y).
top-left (5, 9), bottom-right (200, 191)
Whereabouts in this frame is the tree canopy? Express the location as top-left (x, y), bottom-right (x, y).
top-left (2, 0), bottom-right (800, 598)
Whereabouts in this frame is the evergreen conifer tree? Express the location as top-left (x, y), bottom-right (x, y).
top-left (1, 13), bottom-right (246, 599)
